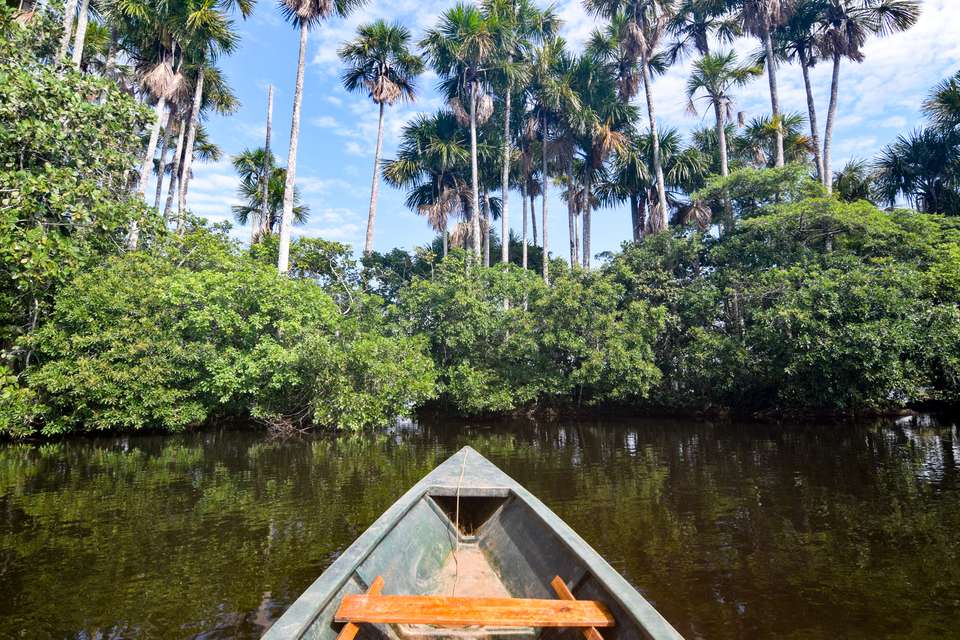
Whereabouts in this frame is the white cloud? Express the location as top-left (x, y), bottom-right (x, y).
top-left (311, 115), bottom-right (340, 128)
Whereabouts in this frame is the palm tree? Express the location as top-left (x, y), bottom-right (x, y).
top-left (819, 0), bottom-right (920, 192)
top-left (421, 4), bottom-right (495, 259)
top-left (685, 50), bottom-right (760, 177)
top-left (340, 20), bottom-right (423, 257)
top-left (383, 111), bottom-right (472, 257)
top-left (873, 128), bottom-right (960, 214)
top-left (735, 0), bottom-right (792, 168)
top-left (259, 85), bottom-right (274, 243)
top-left (772, 0), bottom-right (827, 179)
top-left (667, 0), bottom-right (738, 61)
top-left (483, 0), bottom-right (558, 263)
top-left (584, 0), bottom-right (675, 234)
top-left (598, 128), bottom-right (708, 239)
top-left (176, 0), bottom-right (247, 228)
top-left (924, 70), bottom-right (960, 132)
top-left (69, 0), bottom-right (92, 68)
top-left (232, 147), bottom-right (310, 238)
top-left (833, 158), bottom-right (875, 203)
top-left (58, 0), bottom-right (79, 61)
top-left (276, 0), bottom-right (364, 273)
top-left (735, 112), bottom-right (812, 166)
top-left (572, 54), bottom-right (632, 269)
top-left (163, 64), bottom-right (237, 223)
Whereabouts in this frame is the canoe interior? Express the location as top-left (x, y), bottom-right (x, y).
top-left (295, 488), bottom-right (650, 640)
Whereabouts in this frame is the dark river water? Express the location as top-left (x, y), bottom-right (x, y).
top-left (1, 416), bottom-right (959, 639)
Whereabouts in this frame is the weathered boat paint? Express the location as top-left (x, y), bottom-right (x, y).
top-left (262, 446), bottom-right (684, 640)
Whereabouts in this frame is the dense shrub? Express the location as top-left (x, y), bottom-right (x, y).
top-left (396, 252), bottom-right (663, 414)
top-left (609, 173), bottom-right (960, 414)
top-left (8, 231), bottom-right (436, 436)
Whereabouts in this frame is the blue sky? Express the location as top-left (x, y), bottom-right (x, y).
top-left (184, 0), bottom-right (960, 261)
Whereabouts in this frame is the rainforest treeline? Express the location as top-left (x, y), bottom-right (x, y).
top-left (1, 4), bottom-right (959, 437)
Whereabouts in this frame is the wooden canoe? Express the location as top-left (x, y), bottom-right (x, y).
top-left (262, 446), bottom-right (684, 640)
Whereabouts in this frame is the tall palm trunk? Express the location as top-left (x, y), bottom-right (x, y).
top-left (715, 100), bottom-right (734, 232)
top-left (127, 95), bottom-right (167, 250)
top-left (530, 191), bottom-right (537, 246)
top-left (630, 192), bottom-right (642, 242)
top-left (582, 171), bottom-right (591, 270)
top-left (153, 111), bottom-right (175, 209)
top-left (763, 28), bottom-right (785, 168)
top-left (500, 87), bottom-right (511, 263)
top-left (640, 54), bottom-right (668, 233)
top-left (715, 102), bottom-right (729, 177)
top-left (364, 101), bottom-right (386, 256)
top-left (442, 218), bottom-right (448, 257)
top-left (69, 0), bottom-right (90, 69)
top-left (57, 0), bottom-right (77, 62)
top-left (259, 84), bottom-right (273, 242)
top-left (163, 120), bottom-right (186, 222)
top-left (521, 181), bottom-right (528, 269)
top-left (822, 52), bottom-right (841, 193)
top-left (468, 81), bottom-right (482, 258)
top-left (798, 49), bottom-right (824, 180)
top-left (566, 158), bottom-right (577, 267)
top-left (138, 96), bottom-right (167, 196)
top-left (541, 117), bottom-right (549, 283)
top-left (177, 64), bottom-right (205, 231)
top-left (482, 190), bottom-right (491, 267)
top-left (278, 22), bottom-right (308, 274)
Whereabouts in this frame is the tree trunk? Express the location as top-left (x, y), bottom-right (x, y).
top-left (127, 95), bottom-right (167, 250)
top-left (630, 192), bottom-right (641, 242)
top-left (500, 87), bottom-right (511, 263)
top-left (364, 101), bottom-right (386, 256)
top-left (641, 53), bottom-right (668, 233)
top-left (541, 116), bottom-right (549, 283)
top-left (153, 111), bottom-right (175, 209)
top-left (177, 62), bottom-right (205, 231)
top-left (637, 194), bottom-right (647, 239)
top-left (521, 181), bottom-right (528, 269)
top-left (138, 96), bottom-right (167, 196)
top-left (469, 81), bottom-right (482, 258)
top-left (567, 158), bottom-right (577, 268)
top-left (715, 99), bottom-right (734, 231)
top-left (69, 0), bottom-right (90, 69)
top-left (799, 49), bottom-right (824, 181)
top-left (582, 171), bottom-right (591, 270)
top-left (764, 29), bottom-right (784, 168)
top-left (57, 0), bottom-right (77, 62)
top-left (482, 190), bottom-right (491, 267)
top-left (259, 84), bottom-right (273, 242)
top-left (163, 120), bottom-right (186, 222)
top-left (823, 52), bottom-right (841, 193)
top-left (530, 191), bottom-right (537, 246)
top-left (278, 22), bottom-right (308, 274)
top-left (442, 219), bottom-right (448, 257)
top-left (715, 101), bottom-right (729, 177)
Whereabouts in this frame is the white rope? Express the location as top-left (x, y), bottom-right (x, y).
top-left (451, 448), bottom-right (469, 597)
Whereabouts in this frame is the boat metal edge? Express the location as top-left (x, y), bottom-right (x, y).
top-left (261, 446), bottom-right (684, 640)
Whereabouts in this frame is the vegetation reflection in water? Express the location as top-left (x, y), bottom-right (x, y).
top-left (1, 417), bottom-right (958, 640)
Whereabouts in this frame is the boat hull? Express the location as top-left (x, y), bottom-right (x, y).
top-left (262, 447), bottom-right (683, 640)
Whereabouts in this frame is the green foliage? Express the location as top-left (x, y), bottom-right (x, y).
top-left (397, 252), bottom-right (663, 414)
top-left (0, 7), bottom-right (156, 353)
top-left (694, 163), bottom-right (826, 222)
top-left (6, 231), bottom-right (435, 436)
top-left (609, 169), bottom-right (960, 414)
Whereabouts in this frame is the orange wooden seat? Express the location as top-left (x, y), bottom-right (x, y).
top-left (334, 575), bottom-right (613, 637)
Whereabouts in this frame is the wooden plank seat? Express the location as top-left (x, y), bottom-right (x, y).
top-left (335, 576), bottom-right (614, 636)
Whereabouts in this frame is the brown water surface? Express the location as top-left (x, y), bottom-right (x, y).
top-left (1, 416), bottom-right (958, 639)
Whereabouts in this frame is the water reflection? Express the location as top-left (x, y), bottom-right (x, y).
top-left (0, 416), bottom-right (958, 639)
